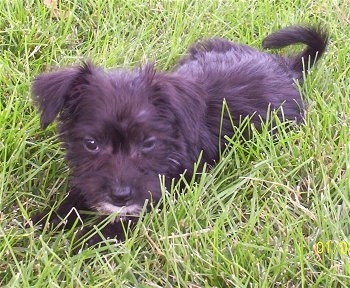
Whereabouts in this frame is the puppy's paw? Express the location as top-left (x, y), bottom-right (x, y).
top-left (72, 219), bottom-right (134, 253)
top-left (29, 210), bottom-right (75, 231)
top-left (28, 211), bottom-right (57, 229)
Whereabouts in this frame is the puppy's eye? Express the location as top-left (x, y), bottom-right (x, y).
top-left (141, 137), bottom-right (156, 152)
top-left (83, 137), bottom-right (100, 152)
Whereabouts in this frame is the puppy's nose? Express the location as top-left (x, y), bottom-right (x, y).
top-left (112, 186), bottom-right (132, 203)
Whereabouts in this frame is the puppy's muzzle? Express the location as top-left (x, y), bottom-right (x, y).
top-left (111, 186), bottom-right (132, 204)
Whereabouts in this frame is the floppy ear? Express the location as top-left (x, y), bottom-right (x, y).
top-left (142, 64), bottom-right (207, 145)
top-left (32, 62), bottom-right (94, 129)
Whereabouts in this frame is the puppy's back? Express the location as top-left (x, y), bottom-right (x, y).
top-left (173, 25), bottom-right (327, 137)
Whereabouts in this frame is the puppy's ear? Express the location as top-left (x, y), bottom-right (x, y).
top-left (132, 62), bottom-right (156, 89)
top-left (32, 62), bottom-right (94, 129)
top-left (146, 66), bottom-right (207, 145)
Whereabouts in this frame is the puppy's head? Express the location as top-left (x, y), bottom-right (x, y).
top-left (32, 62), bottom-right (206, 216)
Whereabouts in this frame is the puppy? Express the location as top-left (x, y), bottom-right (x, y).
top-left (31, 25), bottom-right (328, 247)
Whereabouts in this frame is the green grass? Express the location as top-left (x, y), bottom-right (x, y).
top-left (1, 0), bottom-right (349, 286)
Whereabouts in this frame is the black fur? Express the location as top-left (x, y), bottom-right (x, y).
top-left (30, 25), bottom-right (328, 248)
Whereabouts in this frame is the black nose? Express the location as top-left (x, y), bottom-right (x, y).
top-left (112, 186), bottom-right (132, 203)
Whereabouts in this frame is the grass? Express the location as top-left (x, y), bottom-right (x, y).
top-left (1, 0), bottom-right (349, 286)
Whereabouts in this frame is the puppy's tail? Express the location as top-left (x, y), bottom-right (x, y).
top-left (262, 25), bottom-right (328, 76)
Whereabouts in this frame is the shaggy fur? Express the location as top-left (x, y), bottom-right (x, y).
top-left (31, 25), bottom-right (328, 247)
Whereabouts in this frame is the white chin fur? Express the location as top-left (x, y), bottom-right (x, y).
top-left (95, 203), bottom-right (142, 216)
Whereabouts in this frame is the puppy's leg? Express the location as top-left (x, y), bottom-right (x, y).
top-left (31, 187), bottom-right (89, 229)
top-left (74, 217), bottom-right (137, 251)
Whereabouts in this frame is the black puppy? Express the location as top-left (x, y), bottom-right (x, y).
top-left (31, 25), bottom-right (328, 246)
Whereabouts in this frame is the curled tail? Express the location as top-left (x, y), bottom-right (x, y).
top-left (262, 25), bottom-right (328, 75)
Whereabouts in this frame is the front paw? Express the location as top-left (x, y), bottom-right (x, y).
top-left (29, 188), bottom-right (88, 230)
top-left (29, 208), bottom-right (83, 230)
top-left (29, 210), bottom-right (62, 229)
top-left (73, 218), bottom-right (135, 251)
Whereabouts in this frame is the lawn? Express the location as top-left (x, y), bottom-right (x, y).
top-left (1, 0), bottom-right (349, 287)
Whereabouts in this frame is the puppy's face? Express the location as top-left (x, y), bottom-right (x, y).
top-left (32, 62), bottom-right (206, 216)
